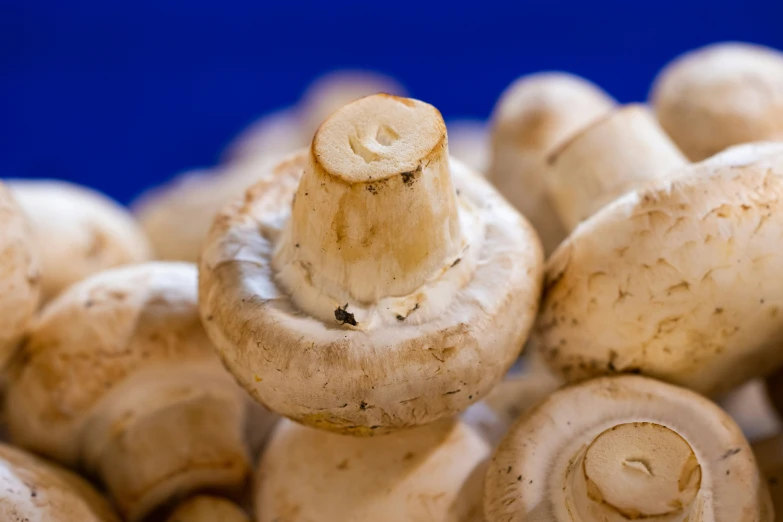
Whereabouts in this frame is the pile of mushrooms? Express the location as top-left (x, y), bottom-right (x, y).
top-left (2, 40), bottom-right (783, 522)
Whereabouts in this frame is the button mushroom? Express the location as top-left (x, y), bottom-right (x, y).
top-left (538, 124), bottom-right (783, 395)
top-left (651, 42), bottom-right (783, 161)
top-left (0, 182), bottom-right (40, 369)
top-left (5, 262), bottom-right (260, 521)
top-left (487, 72), bottom-right (616, 254)
top-left (485, 375), bottom-right (774, 521)
top-left (199, 94), bottom-right (544, 434)
top-left (166, 496), bottom-right (250, 522)
top-left (753, 435), bottom-right (783, 516)
top-left (256, 418), bottom-right (488, 522)
top-left (8, 180), bottom-right (152, 302)
top-left (0, 442), bottom-right (119, 522)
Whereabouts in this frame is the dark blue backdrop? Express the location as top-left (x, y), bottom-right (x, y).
top-left (2, 0), bottom-right (782, 204)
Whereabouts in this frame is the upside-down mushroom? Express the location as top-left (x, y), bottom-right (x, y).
top-left (0, 182), bottom-right (39, 369)
top-left (485, 375), bottom-right (773, 521)
top-left (5, 262), bottom-right (262, 521)
top-left (537, 121), bottom-right (783, 395)
top-left (9, 180), bottom-right (151, 302)
top-left (199, 94), bottom-right (544, 434)
top-left (0, 442), bottom-right (119, 522)
top-left (166, 496), bottom-right (250, 522)
top-left (487, 72), bottom-right (616, 254)
top-left (256, 418), bottom-right (488, 522)
top-left (651, 42), bottom-right (783, 161)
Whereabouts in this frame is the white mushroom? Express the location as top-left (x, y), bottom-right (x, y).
top-left (5, 262), bottom-right (261, 521)
top-left (752, 435), bottom-right (783, 516)
top-left (166, 496), bottom-right (250, 522)
top-left (446, 119), bottom-right (489, 174)
top-left (651, 42), bottom-right (783, 161)
top-left (8, 180), bottom-right (151, 302)
top-left (0, 182), bottom-right (40, 368)
top-left (0, 442), bottom-right (119, 522)
top-left (485, 375), bottom-right (773, 521)
top-left (487, 72), bottom-right (616, 254)
top-left (256, 418), bottom-right (488, 522)
top-left (199, 94), bottom-right (544, 433)
top-left (537, 122), bottom-right (783, 395)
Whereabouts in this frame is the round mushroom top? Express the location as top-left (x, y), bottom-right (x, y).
top-left (9, 180), bottom-right (152, 301)
top-left (537, 142), bottom-right (783, 397)
top-left (651, 42), bottom-right (783, 161)
top-left (0, 443), bottom-right (119, 522)
top-left (166, 496), bottom-right (249, 522)
top-left (485, 375), bottom-right (772, 522)
top-left (5, 262), bottom-right (224, 465)
top-left (199, 95), bottom-right (544, 434)
top-left (256, 418), bottom-right (489, 522)
top-left (0, 182), bottom-right (40, 367)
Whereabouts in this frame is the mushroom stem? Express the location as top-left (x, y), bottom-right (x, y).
top-left (81, 365), bottom-right (250, 521)
top-left (569, 423), bottom-right (700, 521)
top-left (547, 105), bottom-right (688, 231)
top-left (275, 94), bottom-right (463, 306)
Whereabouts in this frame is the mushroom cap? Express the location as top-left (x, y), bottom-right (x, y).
top-left (537, 142), bottom-right (783, 396)
top-left (0, 182), bottom-right (40, 367)
top-left (133, 157), bottom-right (277, 262)
top-left (651, 42), bottom-right (783, 161)
top-left (9, 180), bottom-right (152, 301)
top-left (0, 443), bottom-right (119, 522)
top-left (199, 149), bottom-right (544, 434)
top-left (166, 496), bottom-right (249, 522)
top-left (485, 375), bottom-right (773, 521)
top-left (256, 418), bottom-right (489, 522)
top-left (487, 72), bottom-right (616, 255)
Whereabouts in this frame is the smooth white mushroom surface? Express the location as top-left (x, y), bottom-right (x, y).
top-left (485, 376), bottom-right (773, 522)
top-left (199, 94), bottom-right (544, 434)
top-left (0, 443), bottom-right (119, 522)
top-left (166, 496), bottom-right (250, 522)
top-left (487, 72), bottom-right (616, 255)
top-left (537, 138), bottom-right (783, 397)
top-left (0, 182), bottom-right (40, 368)
top-left (651, 42), bottom-right (783, 161)
top-left (5, 262), bottom-right (256, 521)
top-left (9, 179), bottom-right (152, 302)
top-left (256, 418), bottom-right (489, 522)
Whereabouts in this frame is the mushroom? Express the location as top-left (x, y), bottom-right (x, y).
top-left (537, 116), bottom-right (783, 395)
top-left (446, 119), bottom-right (489, 174)
top-left (166, 496), bottom-right (250, 522)
top-left (752, 435), bottom-right (783, 516)
top-left (0, 182), bottom-right (40, 369)
top-left (224, 70), bottom-right (407, 164)
top-left (487, 72), bottom-right (616, 254)
top-left (5, 262), bottom-right (260, 521)
top-left (199, 94), bottom-right (544, 434)
top-left (651, 42), bottom-right (783, 161)
top-left (8, 179), bottom-right (152, 302)
top-left (485, 375), bottom-right (773, 521)
top-left (256, 418), bottom-right (489, 522)
top-left (0, 442), bottom-right (119, 522)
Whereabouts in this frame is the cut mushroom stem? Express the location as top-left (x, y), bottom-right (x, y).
top-left (547, 104), bottom-right (688, 231)
top-left (276, 94), bottom-right (462, 307)
top-left (166, 496), bottom-right (249, 522)
top-left (485, 376), bottom-right (773, 521)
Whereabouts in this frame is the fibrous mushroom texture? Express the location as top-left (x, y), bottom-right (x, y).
top-left (537, 137), bottom-right (783, 396)
top-left (166, 496), bottom-right (250, 522)
top-left (0, 442), bottom-right (119, 522)
top-left (256, 418), bottom-right (489, 522)
top-left (485, 375), bottom-right (773, 522)
top-left (9, 180), bottom-right (152, 302)
top-left (199, 94), bottom-right (544, 434)
top-left (487, 72), bottom-right (616, 255)
top-left (5, 262), bottom-right (254, 521)
top-left (651, 42), bottom-right (783, 161)
top-left (0, 182), bottom-right (40, 368)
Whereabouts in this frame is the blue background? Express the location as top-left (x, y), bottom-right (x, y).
top-left (2, 0), bottom-right (782, 204)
